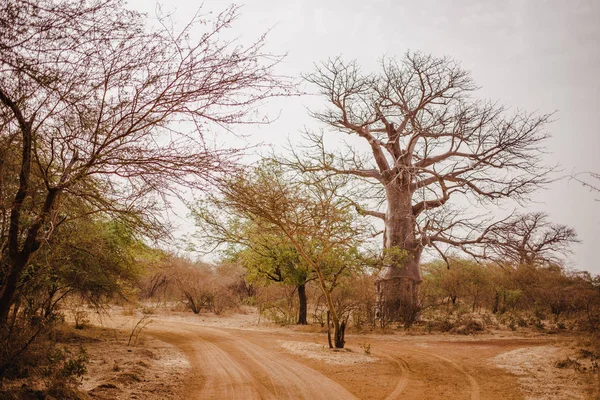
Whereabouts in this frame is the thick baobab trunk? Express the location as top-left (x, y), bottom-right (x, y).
top-left (376, 186), bottom-right (423, 327)
top-left (297, 283), bottom-right (308, 325)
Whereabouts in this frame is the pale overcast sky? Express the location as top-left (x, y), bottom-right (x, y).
top-left (129, 0), bottom-right (600, 274)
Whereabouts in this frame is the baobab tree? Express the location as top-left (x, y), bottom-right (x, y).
top-left (477, 212), bottom-right (578, 267)
top-left (296, 52), bottom-right (554, 323)
top-left (0, 0), bottom-right (291, 322)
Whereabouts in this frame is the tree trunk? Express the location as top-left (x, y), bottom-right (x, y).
top-left (377, 277), bottom-right (420, 327)
top-left (327, 311), bottom-right (333, 348)
top-left (376, 184), bottom-right (423, 326)
top-left (492, 291), bottom-right (500, 314)
top-left (334, 319), bottom-right (346, 348)
top-left (288, 238), bottom-right (343, 348)
top-left (327, 310), bottom-right (346, 348)
top-left (0, 184), bottom-right (59, 322)
top-left (0, 256), bottom-right (27, 322)
top-left (297, 283), bottom-right (307, 325)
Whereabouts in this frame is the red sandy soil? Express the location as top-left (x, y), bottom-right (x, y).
top-left (81, 306), bottom-right (599, 400)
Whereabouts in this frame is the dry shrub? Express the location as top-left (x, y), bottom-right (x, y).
top-left (336, 274), bottom-right (377, 331)
top-left (170, 259), bottom-right (243, 315)
top-left (1, 319), bottom-right (53, 380)
top-left (420, 307), bottom-right (487, 334)
top-left (0, 318), bottom-right (89, 399)
top-left (256, 284), bottom-right (298, 325)
top-left (452, 317), bottom-right (485, 335)
top-left (307, 273), bottom-right (377, 331)
top-left (137, 253), bottom-right (179, 302)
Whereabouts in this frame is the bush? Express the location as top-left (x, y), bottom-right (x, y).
top-left (481, 313), bottom-right (498, 328)
top-left (453, 318), bottom-right (484, 335)
top-left (46, 346), bottom-right (89, 393)
top-left (0, 317), bottom-right (89, 399)
top-left (257, 284), bottom-right (298, 325)
top-left (170, 259), bottom-right (242, 315)
top-left (423, 314), bottom-right (455, 333)
top-left (72, 310), bottom-right (89, 330)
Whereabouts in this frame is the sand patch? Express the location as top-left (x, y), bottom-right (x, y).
top-left (80, 327), bottom-right (190, 400)
top-left (491, 345), bottom-right (590, 400)
top-left (278, 340), bottom-right (378, 365)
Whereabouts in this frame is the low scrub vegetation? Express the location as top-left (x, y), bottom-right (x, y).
top-left (138, 254), bottom-right (600, 341)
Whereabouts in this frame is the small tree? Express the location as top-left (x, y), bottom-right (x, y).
top-left (235, 232), bottom-right (313, 325)
top-left (194, 206), bottom-right (314, 324)
top-left (170, 258), bottom-right (242, 315)
top-left (172, 259), bottom-right (215, 314)
top-left (195, 162), bottom-right (365, 347)
top-left (294, 52), bottom-right (555, 324)
top-left (422, 260), bottom-right (467, 307)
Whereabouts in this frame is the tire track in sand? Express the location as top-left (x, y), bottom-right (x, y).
top-left (382, 354), bottom-right (410, 399)
top-left (388, 345), bottom-right (480, 400)
top-left (149, 321), bottom-right (358, 400)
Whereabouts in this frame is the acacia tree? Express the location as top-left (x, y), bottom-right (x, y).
top-left (0, 214), bottom-right (142, 378)
top-left (0, 0), bottom-right (291, 322)
top-left (195, 162), bottom-right (365, 347)
top-left (234, 230), bottom-right (313, 325)
top-left (192, 208), bottom-right (314, 324)
top-left (296, 52), bottom-right (554, 323)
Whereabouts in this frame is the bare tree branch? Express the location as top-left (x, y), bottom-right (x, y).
top-left (297, 51), bottom-right (563, 322)
top-left (0, 0), bottom-right (294, 321)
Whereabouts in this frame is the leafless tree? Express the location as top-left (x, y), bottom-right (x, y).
top-left (0, 0), bottom-right (292, 321)
top-left (477, 212), bottom-right (578, 267)
top-left (295, 52), bottom-right (554, 323)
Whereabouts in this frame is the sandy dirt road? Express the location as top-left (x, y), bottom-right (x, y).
top-left (148, 320), bottom-right (359, 399)
top-left (97, 311), bottom-right (594, 400)
top-left (142, 316), bottom-right (516, 400)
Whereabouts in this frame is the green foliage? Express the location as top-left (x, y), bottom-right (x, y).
top-left (381, 247), bottom-right (409, 269)
top-left (193, 160), bottom-right (368, 346)
top-left (421, 258), bottom-right (493, 311)
top-left (235, 230), bottom-right (311, 287)
top-left (44, 346), bottom-right (89, 400)
top-left (0, 215), bottom-right (145, 382)
top-left (419, 257), bottom-right (600, 340)
top-left (46, 346), bottom-right (88, 379)
top-left (22, 216), bottom-right (143, 310)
